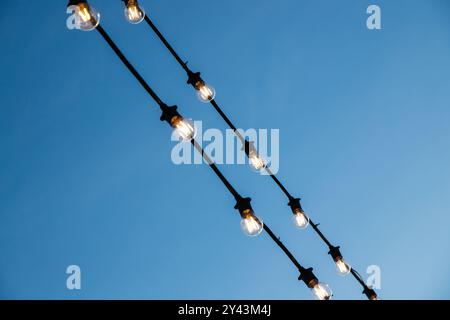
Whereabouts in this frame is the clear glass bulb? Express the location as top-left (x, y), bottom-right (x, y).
top-left (311, 282), bottom-right (332, 300)
top-left (248, 150), bottom-right (266, 171)
top-left (73, 3), bottom-right (100, 31)
top-left (240, 212), bottom-right (263, 237)
top-left (336, 258), bottom-right (351, 276)
top-left (196, 83), bottom-right (216, 102)
top-left (292, 210), bottom-right (309, 229)
top-left (171, 116), bottom-right (196, 141)
top-left (124, 0), bottom-right (145, 24)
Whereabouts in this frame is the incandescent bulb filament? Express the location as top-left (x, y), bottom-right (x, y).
top-left (69, 2), bottom-right (100, 31)
top-left (248, 151), bottom-right (265, 170)
top-left (292, 208), bottom-right (309, 229)
top-left (198, 84), bottom-right (214, 101)
top-left (124, 0), bottom-right (145, 24)
top-left (78, 4), bottom-right (92, 22)
top-left (312, 282), bottom-right (332, 300)
top-left (195, 81), bottom-right (215, 102)
top-left (128, 6), bottom-right (140, 20)
top-left (171, 116), bottom-right (195, 141)
top-left (240, 209), bottom-right (263, 236)
top-left (335, 258), bottom-right (351, 275)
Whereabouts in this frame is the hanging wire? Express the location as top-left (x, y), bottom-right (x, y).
top-left (136, 6), bottom-right (378, 300)
top-left (67, 5), bottom-right (332, 298)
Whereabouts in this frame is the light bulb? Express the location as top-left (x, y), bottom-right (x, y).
top-left (248, 150), bottom-right (266, 171)
top-left (171, 116), bottom-right (196, 141)
top-left (124, 0), bottom-right (145, 24)
top-left (292, 209), bottom-right (309, 229)
top-left (196, 82), bottom-right (216, 102)
top-left (311, 282), bottom-right (332, 300)
top-left (73, 3), bottom-right (100, 31)
top-left (335, 258), bottom-right (351, 276)
top-left (240, 210), bottom-right (263, 237)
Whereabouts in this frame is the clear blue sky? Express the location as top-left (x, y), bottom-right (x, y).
top-left (1, 0), bottom-right (450, 299)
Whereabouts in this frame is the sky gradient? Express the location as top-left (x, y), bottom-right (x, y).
top-left (1, 0), bottom-right (450, 299)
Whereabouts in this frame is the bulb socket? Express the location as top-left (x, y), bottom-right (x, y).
top-left (67, 0), bottom-right (87, 7)
top-left (122, 0), bottom-right (138, 6)
top-left (187, 70), bottom-right (205, 90)
top-left (242, 140), bottom-right (258, 158)
top-left (363, 287), bottom-right (378, 300)
top-left (288, 197), bottom-right (304, 216)
top-left (160, 104), bottom-right (182, 126)
top-left (328, 246), bottom-right (344, 263)
top-left (298, 267), bottom-right (319, 288)
top-left (234, 197), bottom-right (254, 219)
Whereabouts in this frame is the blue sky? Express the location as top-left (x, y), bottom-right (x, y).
top-left (1, 0), bottom-right (450, 299)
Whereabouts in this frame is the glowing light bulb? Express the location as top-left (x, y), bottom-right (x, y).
top-left (311, 282), bottom-right (332, 300)
top-left (248, 150), bottom-right (265, 171)
top-left (171, 116), bottom-right (196, 141)
top-left (335, 258), bottom-right (351, 276)
top-left (73, 3), bottom-right (100, 31)
top-left (78, 6), bottom-right (91, 22)
top-left (124, 0), bottom-right (145, 24)
top-left (196, 82), bottom-right (216, 102)
top-left (292, 209), bottom-right (309, 229)
top-left (240, 210), bottom-right (263, 236)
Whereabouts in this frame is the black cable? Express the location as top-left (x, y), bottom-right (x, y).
top-left (93, 22), bottom-right (317, 287)
top-left (96, 25), bottom-right (164, 107)
top-left (191, 139), bottom-right (240, 200)
top-left (144, 15), bottom-right (189, 72)
top-left (210, 100), bottom-right (242, 139)
top-left (264, 167), bottom-right (293, 200)
top-left (141, 12), bottom-right (376, 300)
top-left (193, 138), bottom-right (308, 275)
top-left (263, 224), bottom-right (305, 272)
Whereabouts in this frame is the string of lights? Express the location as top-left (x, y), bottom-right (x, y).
top-left (117, 0), bottom-right (378, 300)
top-left (67, 0), bottom-right (333, 300)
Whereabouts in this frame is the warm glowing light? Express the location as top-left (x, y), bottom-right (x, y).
top-left (292, 209), bottom-right (309, 229)
top-left (72, 3), bottom-right (100, 31)
top-left (336, 258), bottom-right (351, 275)
top-left (171, 116), bottom-right (196, 141)
top-left (248, 151), bottom-right (265, 171)
top-left (240, 210), bottom-right (263, 236)
top-left (78, 5), bottom-right (92, 22)
top-left (124, 0), bottom-right (145, 24)
top-left (196, 82), bottom-right (216, 102)
top-left (312, 282), bottom-right (332, 300)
